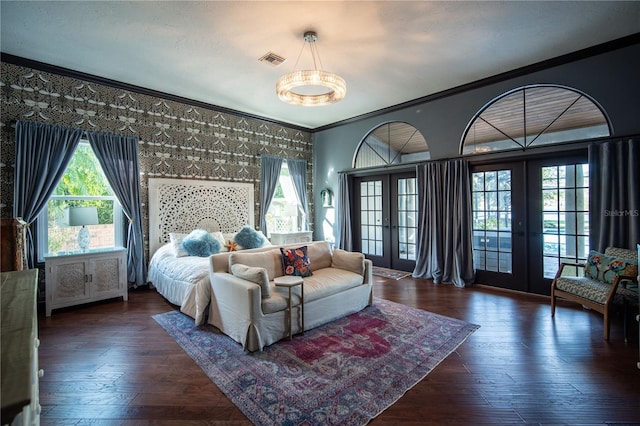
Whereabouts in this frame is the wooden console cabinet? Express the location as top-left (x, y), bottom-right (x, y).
top-left (44, 248), bottom-right (128, 316)
top-left (1, 269), bottom-right (41, 426)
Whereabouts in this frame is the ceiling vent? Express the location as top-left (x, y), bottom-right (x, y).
top-left (258, 52), bottom-right (287, 67)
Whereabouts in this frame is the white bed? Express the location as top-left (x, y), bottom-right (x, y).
top-left (147, 178), bottom-right (255, 324)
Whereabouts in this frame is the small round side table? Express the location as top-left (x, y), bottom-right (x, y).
top-left (274, 275), bottom-right (304, 340)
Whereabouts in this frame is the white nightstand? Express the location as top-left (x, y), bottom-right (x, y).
top-left (44, 247), bottom-right (128, 316)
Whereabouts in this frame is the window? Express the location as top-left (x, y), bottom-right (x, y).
top-left (354, 122), bottom-right (429, 169)
top-left (265, 161), bottom-right (303, 234)
top-left (472, 170), bottom-right (513, 273)
top-left (541, 164), bottom-right (589, 278)
top-left (461, 85), bottom-right (610, 155)
top-left (37, 142), bottom-right (123, 261)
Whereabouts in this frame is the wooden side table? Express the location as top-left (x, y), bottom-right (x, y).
top-left (274, 276), bottom-right (304, 340)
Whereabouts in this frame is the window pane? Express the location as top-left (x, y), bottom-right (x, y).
top-left (541, 162), bottom-right (588, 278)
top-left (462, 86), bottom-right (610, 155)
top-left (471, 170), bottom-right (512, 274)
top-left (543, 189), bottom-right (558, 210)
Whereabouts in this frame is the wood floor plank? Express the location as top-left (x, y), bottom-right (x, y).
top-left (37, 277), bottom-right (640, 425)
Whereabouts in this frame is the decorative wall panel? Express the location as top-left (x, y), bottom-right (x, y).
top-left (148, 178), bottom-right (254, 257)
top-left (0, 61), bottom-right (313, 261)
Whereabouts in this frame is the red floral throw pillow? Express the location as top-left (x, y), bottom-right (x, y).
top-left (280, 246), bottom-right (313, 277)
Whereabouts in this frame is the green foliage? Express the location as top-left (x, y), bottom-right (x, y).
top-left (48, 144), bottom-right (115, 226)
top-left (54, 145), bottom-right (111, 197)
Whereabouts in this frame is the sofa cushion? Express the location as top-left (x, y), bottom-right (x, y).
top-left (229, 249), bottom-right (283, 280)
top-left (303, 268), bottom-right (365, 302)
top-left (556, 275), bottom-right (637, 306)
top-left (230, 263), bottom-right (271, 298)
top-left (584, 250), bottom-right (637, 284)
top-left (280, 246), bottom-right (313, 277)
top-left (307, 241), bottom-right (332, 270)
top-left (331, 248), bottom-right (365, 275)
top-left (261, 267), bottom-right (364, 314)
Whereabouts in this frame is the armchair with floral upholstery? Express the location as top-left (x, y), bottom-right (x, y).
top-left (551, 246), bottom-right (638, 340)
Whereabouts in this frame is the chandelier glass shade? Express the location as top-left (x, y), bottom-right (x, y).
top-left (276, 31), bottom-right (346, 106)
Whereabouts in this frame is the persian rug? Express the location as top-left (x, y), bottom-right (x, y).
top-left (371, 266), bottom-right (412, 280)
top-left (153, 298), bottom-right (479, 426)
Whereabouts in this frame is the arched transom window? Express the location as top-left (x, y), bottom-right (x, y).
top-left (354, 121), bottom-right (429, 169)
top-left (461, 85), bottom-right (611, 155)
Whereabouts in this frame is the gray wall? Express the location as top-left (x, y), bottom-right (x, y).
top-left (0, 62), bottom-right (313, 260)
top-left (313, 43), bottom-right (640, 242)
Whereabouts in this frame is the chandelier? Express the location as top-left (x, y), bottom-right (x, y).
top-left (276, 31), bottom-right (346, 106)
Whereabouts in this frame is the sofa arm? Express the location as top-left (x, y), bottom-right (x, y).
top-left (363, 259), bottom-right (373, 285)
top-left (210, 272), bottom-right (263, 319)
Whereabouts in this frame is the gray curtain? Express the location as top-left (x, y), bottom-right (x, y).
top-left (336, 172), bottom-right (353, 250)
top-left (13, 121), bottom-right (83, 267)
top-left (589, 137), bottom-right (640, 252)
top-left (87, 131), bottom-right (147, 287)
top-left (413, 159), bottom-right (475, 287)
top-left (287, 158), bottom-right (309, 230)
top-left (259, 155), bottom-right (283, 234)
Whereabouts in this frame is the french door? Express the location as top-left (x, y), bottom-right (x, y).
top-left (353, 172), bottom-right (417, 271)
top-left (472, 153), bottom-right (589, 295)
top-left (471, 163), bottom-right (527, 291)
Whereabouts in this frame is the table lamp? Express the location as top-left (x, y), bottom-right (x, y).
top-left (69, 206), bottom-right (99, 250)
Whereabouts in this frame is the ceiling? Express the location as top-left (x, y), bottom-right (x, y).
top-left (1, 1), bottom-right (639, 130)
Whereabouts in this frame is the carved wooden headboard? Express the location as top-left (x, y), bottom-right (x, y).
top-left (148, 178), bottom-right (254, 257)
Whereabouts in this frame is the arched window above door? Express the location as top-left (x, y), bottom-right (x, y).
top-left (461, 85), bottom-right (611, 155)
top-left (354, 121), bottom-right (429, 169)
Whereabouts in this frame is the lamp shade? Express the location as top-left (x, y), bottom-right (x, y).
top-left (68, 206), bottom-right (99, 227)
top-left (276, 31), bottom-right (346, 106)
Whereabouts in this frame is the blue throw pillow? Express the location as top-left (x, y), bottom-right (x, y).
top-left (234, 226), bottom-right (267, 249)
top-left (180, 229), bottom-right (221, 257)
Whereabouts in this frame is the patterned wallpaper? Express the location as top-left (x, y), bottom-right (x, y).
top-left (0, 61), bottom-right (313, 257)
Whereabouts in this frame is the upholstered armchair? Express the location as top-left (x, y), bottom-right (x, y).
top-left (551, 247), bottom-right (638, 340)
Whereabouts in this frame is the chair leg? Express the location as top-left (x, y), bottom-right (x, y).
top-left (550, 284), bottom-right (556, 317)
top-left (604, 309), bottom-right (610, 341)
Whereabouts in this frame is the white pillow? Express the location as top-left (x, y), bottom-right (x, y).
top-left (222, 232), bottom-right (239, 250)
top-left (169, 232), bottom-right (189, 257)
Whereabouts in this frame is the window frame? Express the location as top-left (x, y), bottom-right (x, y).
top-left (265, 160), bottom-right (304, 235)
top-left (460, 84), bottom-right (612, 156)
top-left (36, 142), bottom-right (124, 262)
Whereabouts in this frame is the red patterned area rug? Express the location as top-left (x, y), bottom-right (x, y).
top-left (153, 298), bottom-right (479, 426)
top-left (371, 266), bottom-right (412, 280)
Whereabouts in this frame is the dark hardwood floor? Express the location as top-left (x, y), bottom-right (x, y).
top-left (38, 277), bottom-right (640, 425)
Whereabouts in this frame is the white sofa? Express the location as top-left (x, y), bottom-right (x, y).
top-left (208, 241), bottom-right (373, 351)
